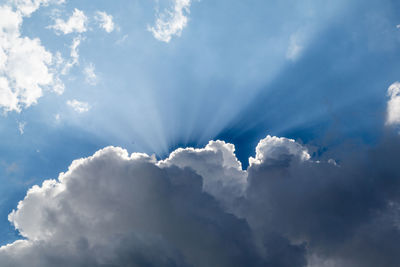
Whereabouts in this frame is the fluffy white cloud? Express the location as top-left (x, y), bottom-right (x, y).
top-left (95, 11), bottom-right (114, 33)
top-left (386, 82), bottom-right (400, 126)
top-left (159, 140), bottom-right (247, 206)
top-left (249, 135), bottom-right (310, 166)
top-left (49, 8), bottom-right (88, 35)
top-left (67, 99), bottom-right (90, 113)
top-left (11, 0), bottom-right (65, 17)
top-left (149, 0), bottom-right (191, 43)
top-left (0, 3), bottom-right (62, 112)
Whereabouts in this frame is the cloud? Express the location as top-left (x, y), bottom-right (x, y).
top-left (49, 8), bottom-right (88, 35)
top-left (66, 99), bottom-right (90, 113)
top-left (83, 63), bottom-right (97, 85)
top-left (149, 0), bottom-right (191, 43)
top-left (0, 127), bottom-right (399, 266)
top-left (159, 140), bottom-right (247, 207)
top-left (2, 146), bottom-right (265, 267)
top-left (61, 36), bottom-right (83, 75)
top-left (17, 121), bottom-right (26, 135)
top-left (95, 11), bottom-right (115, 33)
top-left (11, 0), bottom-right (65, 17)
top-left (0, 3), bottom-right (62, 112)
top-left (386, 82), bottom-right (400, 126)
top-left (286, 34), bottom-right (304, 61)
top-left (249, 135), bottom-right (311, 166)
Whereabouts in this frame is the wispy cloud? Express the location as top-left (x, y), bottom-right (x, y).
top-left (149, 0), bottom-right (191, 43)
top-left (49, 8), bottom-right (88, 35)
top-left (95, 11), bottom-right (115, 33)
top-left (83, 63), bottom-right (97, 85)
top-left (67, 99), bottom-right (90, 113)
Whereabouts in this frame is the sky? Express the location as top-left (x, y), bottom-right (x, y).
top-left (1, 0), bottom-right (400, 266)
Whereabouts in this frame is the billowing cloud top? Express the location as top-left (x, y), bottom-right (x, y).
top-left (2, 133), bottom-right (400, 267)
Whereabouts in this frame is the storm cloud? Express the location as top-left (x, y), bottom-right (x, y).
top-left (1, 119), bottom-right (400, 266)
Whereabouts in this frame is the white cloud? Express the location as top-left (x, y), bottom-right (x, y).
top-left (0, 4), bottom-right (62, 112)
top-left (17, 121), bottom-right (26, 135)
top-left (83, 63), bottom-right (97, 85)
top-left (49, 8), bottom-right (88, 35)
top-left (249, 135), bottom-right (310, 166)
top-left (159, 140), bottom-right (247, 206)
top-left (386, 82), bottom-right (400, 126)
top-left (95, 11), bottom-right (114, 33)
top-left (61, 36), bottom-right (83, 75)
top-left (149, 0), bottom-right (191, 43)
top-left (11, 0), bottom-right (65, 17)
top-left (67, 99), bottom-right (90, 113)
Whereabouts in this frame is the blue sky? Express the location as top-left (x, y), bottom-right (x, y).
top-left (1, 0), bottom-right (400, 265)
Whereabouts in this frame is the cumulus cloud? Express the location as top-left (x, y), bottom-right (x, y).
top-left (159, 140), bottom-right (247, 207)
top-left (49, 8), bottom-right (88, 35)
top-left (149, 0), bottom-right (191, 43)
top-left (0, 2), bottom-right (62, 112)
top-left (95, 11), bottom-right (115, 33)
top-left (249, 135), bottom-right (310, 166)
top-left (3, 146), bottom-right (264, 267)
top-left (1, 128), bottom-right (400, 266)
top-left (67, 99), bottom-right (90, 113)
top-left (386, 82), bottom-right (400, 126)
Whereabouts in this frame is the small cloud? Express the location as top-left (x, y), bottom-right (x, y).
top-left (286, 33), bottom-right (304, 61)
top-left (67, 99), bottom-right (90, 113)
top-left (18, 121), bottom-right (26, 135)
top-left (116, 34), bottom-right (128, 45)
top-left (95, 11), bottom-right (115, 33)
top-left (54, 113), bottom-right (61, 122)
top-left (83, 63), bottom-right (97, 85)
top-left (149, 0), bottom-right (192, 43)
top-left (386, 82), bottom-right (400, 126)
top-left (49, 8), bottom-right (88, 35)
top-left (6, 162), bottom-right (19, 174)
top-left (62, 36), bottom-right (84, 75)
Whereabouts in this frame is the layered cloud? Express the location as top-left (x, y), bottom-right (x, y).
top-left (1, 122), bottom-right (400, 266)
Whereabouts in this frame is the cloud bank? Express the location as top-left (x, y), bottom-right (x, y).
top-left (2, 118), bottom-right (400, 266)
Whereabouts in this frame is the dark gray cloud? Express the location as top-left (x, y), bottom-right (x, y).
top-left (2, 111), bottom-right (400, 266)
top-left (1, 147), bottom-right (264, 267)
